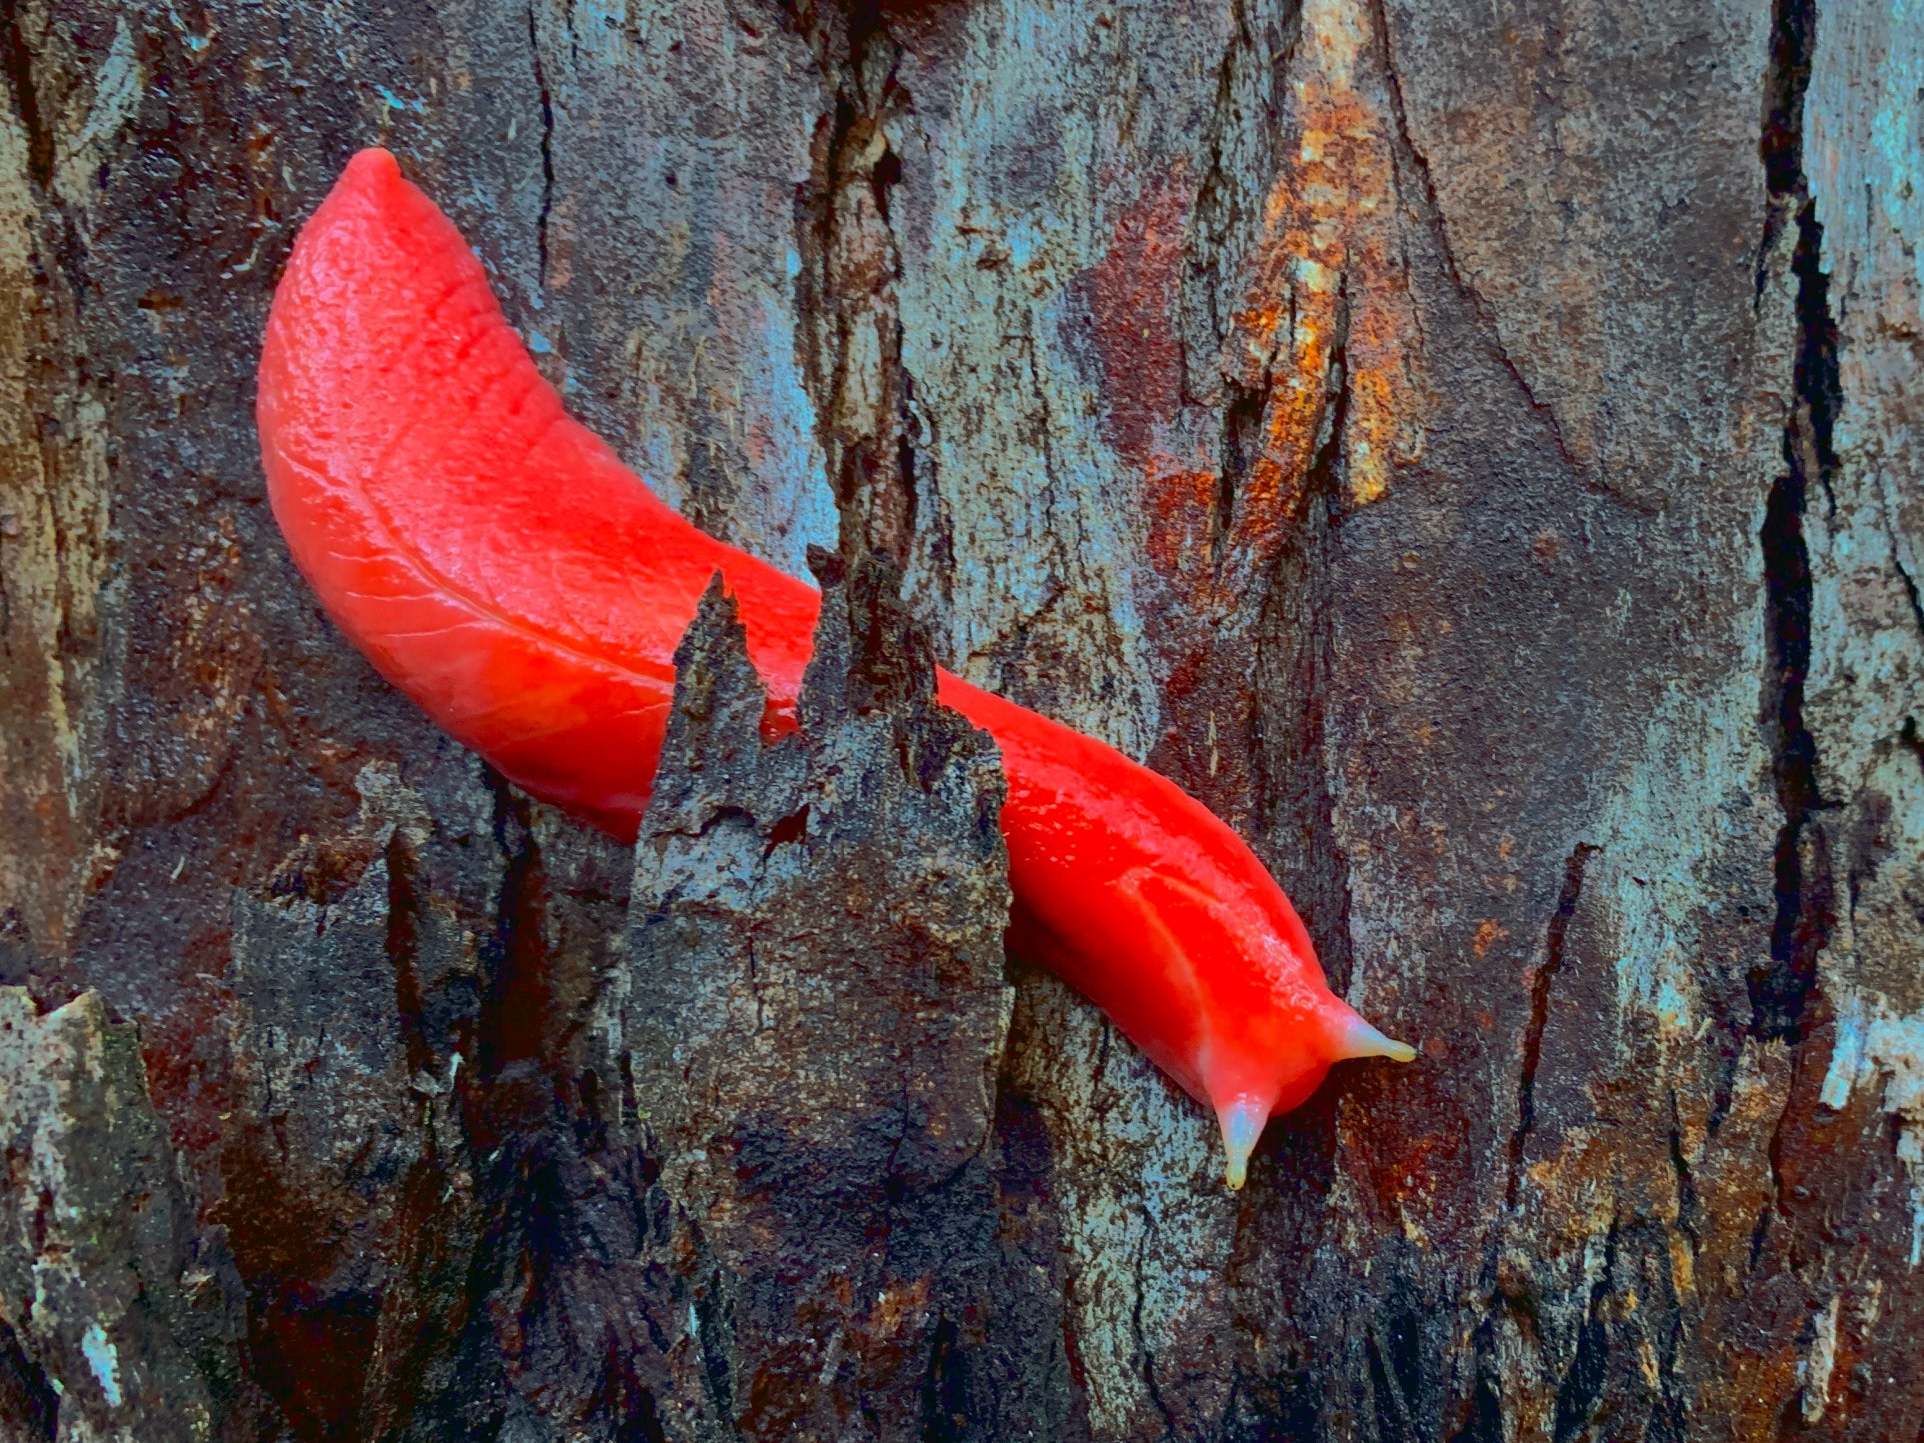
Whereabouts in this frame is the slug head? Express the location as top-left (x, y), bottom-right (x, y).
top-left (1113, 867), bottom-right (1414, 1190)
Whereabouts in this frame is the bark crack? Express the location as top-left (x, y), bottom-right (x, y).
top-left (1666, 1087), bottom-right (1703, 1261)
top-left (1888, 531), bottom-right (1924, 643)
top-left (1368, 0), bottom-right (1656, 516)
top-left (1902, 716), bottom-right (1924, 781)
top-left (0, 6), bottom-right (52, 192)
top-left (1551, 1215), bottom-right (1619, 1442)
top-left (526, 0), bottom-right (556, 291)
top-left (1131, 1212), bottom-right (1177, 1439)
top-left (1506, 841), bottom-right (1598, 1210)
top-left (1753, 0), bottom-right (1838, 1045)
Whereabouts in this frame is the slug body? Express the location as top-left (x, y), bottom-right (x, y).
top-left (257, 149), bottom-right (1412, 1186)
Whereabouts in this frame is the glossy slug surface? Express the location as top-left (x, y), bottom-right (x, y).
top-left (257, 147), bottom-right (1414, 1187)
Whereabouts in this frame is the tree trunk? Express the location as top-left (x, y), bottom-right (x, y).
top-left (2, 1), bottom-right (1920, 1439)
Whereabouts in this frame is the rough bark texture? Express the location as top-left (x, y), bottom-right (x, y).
top-left (0, 2), bottom-right (1919, 1440)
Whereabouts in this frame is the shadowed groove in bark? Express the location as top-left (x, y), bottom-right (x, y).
top-left (0, 7), bottom-right (51, 192)
top-left (1443, 1323), bottom-right (1505, 1443)
top-left (1507, 842), bottom-right (1598, 1209)
top-left (0, 1317), bottom-right (55, 1443)
top-left (1214, 371), bottom-right (1265, 570)
top-left (1249, 289), bottom-right (1354, 1003)
top-left (476, 775), bottom-right (548, 1079)
top-left (526, 0), bottom-right (556, 289)
top-left (1753, 0), bottom-right (1838, 1045)
top-left (1550, 1216), bottom-right (1618, 1443)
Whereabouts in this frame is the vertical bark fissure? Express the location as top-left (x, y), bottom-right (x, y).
top-left (1184, 0), bottom-right (1297, 395)
top-left (1366, 1319), bottom-right (1423, 1443)
top-left (1506, 842), bottom-right (1598, 1210)
top-left (1131, 1214), bottom-right (1177, 1440)
top-left (1902, 716), bottom-right (1924, 780)
top-left (1188, 0), bottom-right (1255, 396)
top-left (1753, 0), bottom-right (1838, 1045)
top-left (1250, 300), bottom-right (1357, 998)
top-left (1366, 0), bottom-right (1601, 500)
top-left (1666, 1088), bottom-right (1704, 1261)
top-left (792, 1), bottom-right (915, 566)
top-left (0, 6), bottom-right (52, 192)
top-left (1889, 542), bottom-right (1924, 643)
top-left (1214, 373), bottom-right (1263, 570)
top-left (526, 0), bottom-right (556, 290)
top-left (0, 1316), bottom-right (57, 1443)
top-left (1550, 1217), bottom-right (1619, 1443)
top-left (477, 773), bottom-right (546, 1085)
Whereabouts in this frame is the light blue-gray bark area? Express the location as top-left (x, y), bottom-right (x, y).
top-left (0, 0), bottom-right (1918, 1439)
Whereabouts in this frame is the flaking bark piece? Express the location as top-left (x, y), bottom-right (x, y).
top-left (617, 553), bottom-right (1012, 1441)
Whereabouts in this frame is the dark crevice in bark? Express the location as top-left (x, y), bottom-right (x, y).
top-left (1250, 305), bottom-right (1355, 1003)
top-left (1889, 543), bottom-right (1924, 643)
top-left (1667, 1088), bottom-right (1704, 1260)
top-left (478, 774), bottom-right (550, 1082)
top-left (1753, 0), bottom-right (1838, 1045)
top-left (1131, 1216), bottom-right (1178, 1440)
top-left (526, 0), bottom-right (556, 289)
top-left (1444, 1324), bottom-right (1505, 1443)
top-left (1371, 1271), bottom-right (1437, 1443)
top-left (1303, 313), bottom-right (1351, 519)
top-left (0, 1314), bottom-right (57, 1443)
top-left (1756, 0), bottom-right (1814, 295)
top-left (0, 8), bottom-right (52, 192)
top-left (1366, 1326), bottom-right (1417, 1443)
top-left (455, 1093), bottom-right (662, 1440)
top-left (1215, 372), bottom-right (1266, 567)
top-left (1182, 0), bottom-right (1299, 408)
top-left (1759, 1054), bottom-right (1806, 1249)
top-left (920, 1314), bottom-right (964, 1442)
top-left (1506, 842), bottom-right (1598, 1209)
top-left (1187, 0), bottom-right (1255, 394)
top-left (1551, 1217), bottom-right (1618, 1443)
top-left (1901, 715), bottom-right (1924, 779)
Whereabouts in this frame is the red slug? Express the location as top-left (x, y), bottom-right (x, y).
top-left (257, 148), bottom-right (1414, 1188)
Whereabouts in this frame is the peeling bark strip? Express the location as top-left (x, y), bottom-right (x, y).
top-left (1, 0), bottom-right (1921, 1439)
top-left (610, 558), bottom-right (1010, 1439)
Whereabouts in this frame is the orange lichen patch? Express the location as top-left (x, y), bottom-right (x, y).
top-left (1222, 0), bottom-right (1425, 524)
top-left (1472, 919), bottom-right (1508, 959)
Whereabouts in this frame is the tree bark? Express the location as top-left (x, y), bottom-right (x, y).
top-left (2, 2), bottom-right (1920, 1440)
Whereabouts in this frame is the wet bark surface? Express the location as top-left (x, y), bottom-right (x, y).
top-left (1, 1), bottom-right (1920, 1439)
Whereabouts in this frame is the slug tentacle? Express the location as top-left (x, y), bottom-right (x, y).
top-left (1331, 1006), bottom-right (1419, 1063)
